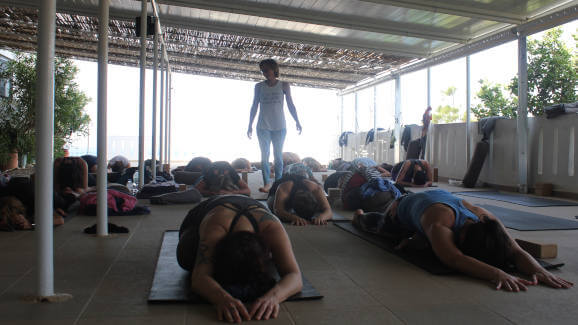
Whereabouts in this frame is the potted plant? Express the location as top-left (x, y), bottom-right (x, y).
top-left (0, 52), bottom-right (90, 169)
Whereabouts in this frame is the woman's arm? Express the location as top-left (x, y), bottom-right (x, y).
top-left (247, 84), bottom-right (260, 138)
top-left (394, 161), bottom-right (413, 186)
top-left (273, 182), bottom-right (308, 226)
top-left (190, 221), bottom-right (251, 322)
top-left (423, 160), bottom-right (433, 187)
top-left (309, 182), bottom-right (332, 225)
top-left (251, 221), bottom-right (302, 320)
top-left (463, 201), bottom-right (573, 289)
top-left (233, 179), bottom-right (251, 196)
top-left (195, 180), bottom-right (215, 197)
top-left (282, 82), bottom-right (302, 134)
top-left (422, 206), bottom-right (532, 291)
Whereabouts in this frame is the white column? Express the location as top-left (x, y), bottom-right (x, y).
top-left (354, 92), bottom-right (358, 156)
top-left (138, 0), bottom-right (147, 188)
top-left (159, 49), bottom-right (165, 168)
top-left (35, 0), bottom-right (56, 297)
top-left (96, 0), bottom-right (110, 236)
top-left (164, 67), bottom-right (169, 165)
top-left (151, 20), bottom-right (158, 181)
top-left (373, 85), bottom-right (377, 160)
top-left (426, 67), bottom-right (432, 162)
top-left (168, 72), bottom-right (172, 167)
top-left (466, 55), bottom-right (472, 166)
top-left (517, 35), bottom-right (529, 193)
top-left (340, 95), bottom-right (344, 159)
top-left (394, 75), bottom-right (401, 162)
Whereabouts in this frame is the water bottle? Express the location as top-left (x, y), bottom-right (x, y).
top-left (132, 171), bottom-right (140, 194)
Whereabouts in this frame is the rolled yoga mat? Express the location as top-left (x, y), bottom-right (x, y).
top-left (148, 231), bottom-right (323, 303)
top-left (333, 222), bottom-right (564, 275)
top-left (478, 204), bottom-right (578, 231)
top-left (454, 191), bottom-right (578, 207)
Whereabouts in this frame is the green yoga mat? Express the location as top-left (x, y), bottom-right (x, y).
top-left (148, 231), bottom-right (323, 303)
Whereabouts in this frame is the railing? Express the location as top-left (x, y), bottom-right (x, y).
top-left (341, 114), bottom-right (578, 196)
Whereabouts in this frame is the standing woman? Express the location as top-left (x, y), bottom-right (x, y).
top-left (248, 59), bottom-right (302, 193)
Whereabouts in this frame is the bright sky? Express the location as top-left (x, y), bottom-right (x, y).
top-left (69, 21), bottom-right (576, 165)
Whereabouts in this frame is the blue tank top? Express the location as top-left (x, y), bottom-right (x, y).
top-left (396, 189), bottom-right (479, 235)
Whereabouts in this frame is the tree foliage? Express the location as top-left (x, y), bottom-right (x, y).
top-left (472, 80), bottom-right (517, 119)
top-left (0, 53), bottom-right (90, 164)
top-left (474, 27), bottom-right (576, 119)
top-left (432, 86), bottom-right (462, 124)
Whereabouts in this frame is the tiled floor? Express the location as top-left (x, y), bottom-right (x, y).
top-left (1, 171), bottom-right (577, 324)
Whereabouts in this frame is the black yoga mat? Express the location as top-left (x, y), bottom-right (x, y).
top-left (334, 222), bottom-right (563, 275)
top-left (454, 191), bottom-right (578, 207)
top-left (330, 212), bottom-right (350, 222)
top-left (478, 204), bottom-right (578, 231)
top-left (148, 231), bottom-right (323, 303)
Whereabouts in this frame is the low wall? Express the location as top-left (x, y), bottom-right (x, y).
top-left (341, 114), bottom-right (578, 196)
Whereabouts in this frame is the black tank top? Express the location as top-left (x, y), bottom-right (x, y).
top-left (179, 195), bottom-right (265, 236)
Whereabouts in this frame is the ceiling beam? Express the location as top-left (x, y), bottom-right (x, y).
top-left (164, 15), bottom-right (428, 58)
top-left (359, 0), bottom-right (524, 24)
top-left (157, 0), bottom-right (466, 43)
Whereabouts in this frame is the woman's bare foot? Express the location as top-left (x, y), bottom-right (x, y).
top-left (351, 209), bottom-right (365, 228)
top-left (258, 183), bottom-right (272, 193)
top-left (53, 210), bottom-right (65, 227)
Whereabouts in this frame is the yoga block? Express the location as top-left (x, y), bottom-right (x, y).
top-left (241, 171), bottom-right (248, 183)
top-left (433, 167), bottom-right (438, 182)
top-left (322, 174), bottom-right (329, 182)
top-left (515, 239), bottom-right (557, 258)
top-left (535, 183), bottom-right (553, 196)
top-left (178, 184), bottom-right (187, 192)
top-left (328, 188), bottom-right (341, 199)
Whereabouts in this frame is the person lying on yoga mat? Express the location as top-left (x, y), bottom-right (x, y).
top-left (391, 159), bottom-right (433, 187)
top-left (177, 195), bottom-right (302, 322)
top-left (267, 173), bottom-right (332, 226)
top-left (195, 161), bottom-right (251, 197)
top-left (352, 189), bottom-right (573, 292)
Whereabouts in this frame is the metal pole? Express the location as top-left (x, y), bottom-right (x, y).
top-left (168, 71), bottom-right (172, 168)
top-left (466, 55), bottom-right (472, 166)
top-left (96, 0), bottom-right (110, 237)
top-left (151, 19), bottom-right (158, 181)
top-left (517, 34), bottom-right (529, 193)
top-left (373, 85), bottom-right (377, 160)
top-left (340, 95), bottom-right (344, 158)
top-left (426, 67), bottom-right (431, 107)
top-left (426, 67), bottom-right (432, 161)
top-left (138, 0), bottom-right (147, 188)
top-left (164, 67), bottom-right (169, 165)
top-left (394, 75), bottom-right (402, 163)
top-left (35, 0), bottom-right (56, 297)
top-left (354, 92), bottom-right (358, 156)
top-left (159, 47), bottom-right (164, 169)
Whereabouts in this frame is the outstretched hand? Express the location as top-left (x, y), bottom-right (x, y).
top-left (531, 270), bottom-right (574, 289)
top-left (291, 215), bottom-right (308, 226)
top-left (494, 270), bottom-right (533, 292)
top-left (216, 295), bottom-right (250, 323)
top-left (296, 122), bottom-right (302, 135)
top-left (249, 295), bottom-right (280, 321)
top-left (247, 127), bottom-right (253, 139)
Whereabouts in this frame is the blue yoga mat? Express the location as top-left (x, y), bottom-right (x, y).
top-left (454, 191), bottom-right (578, 207)
top-left (479, 204), bottom-right (578, 231)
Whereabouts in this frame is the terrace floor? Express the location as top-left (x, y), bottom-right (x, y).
top-left (1, 171), bottom-right (577, 325)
